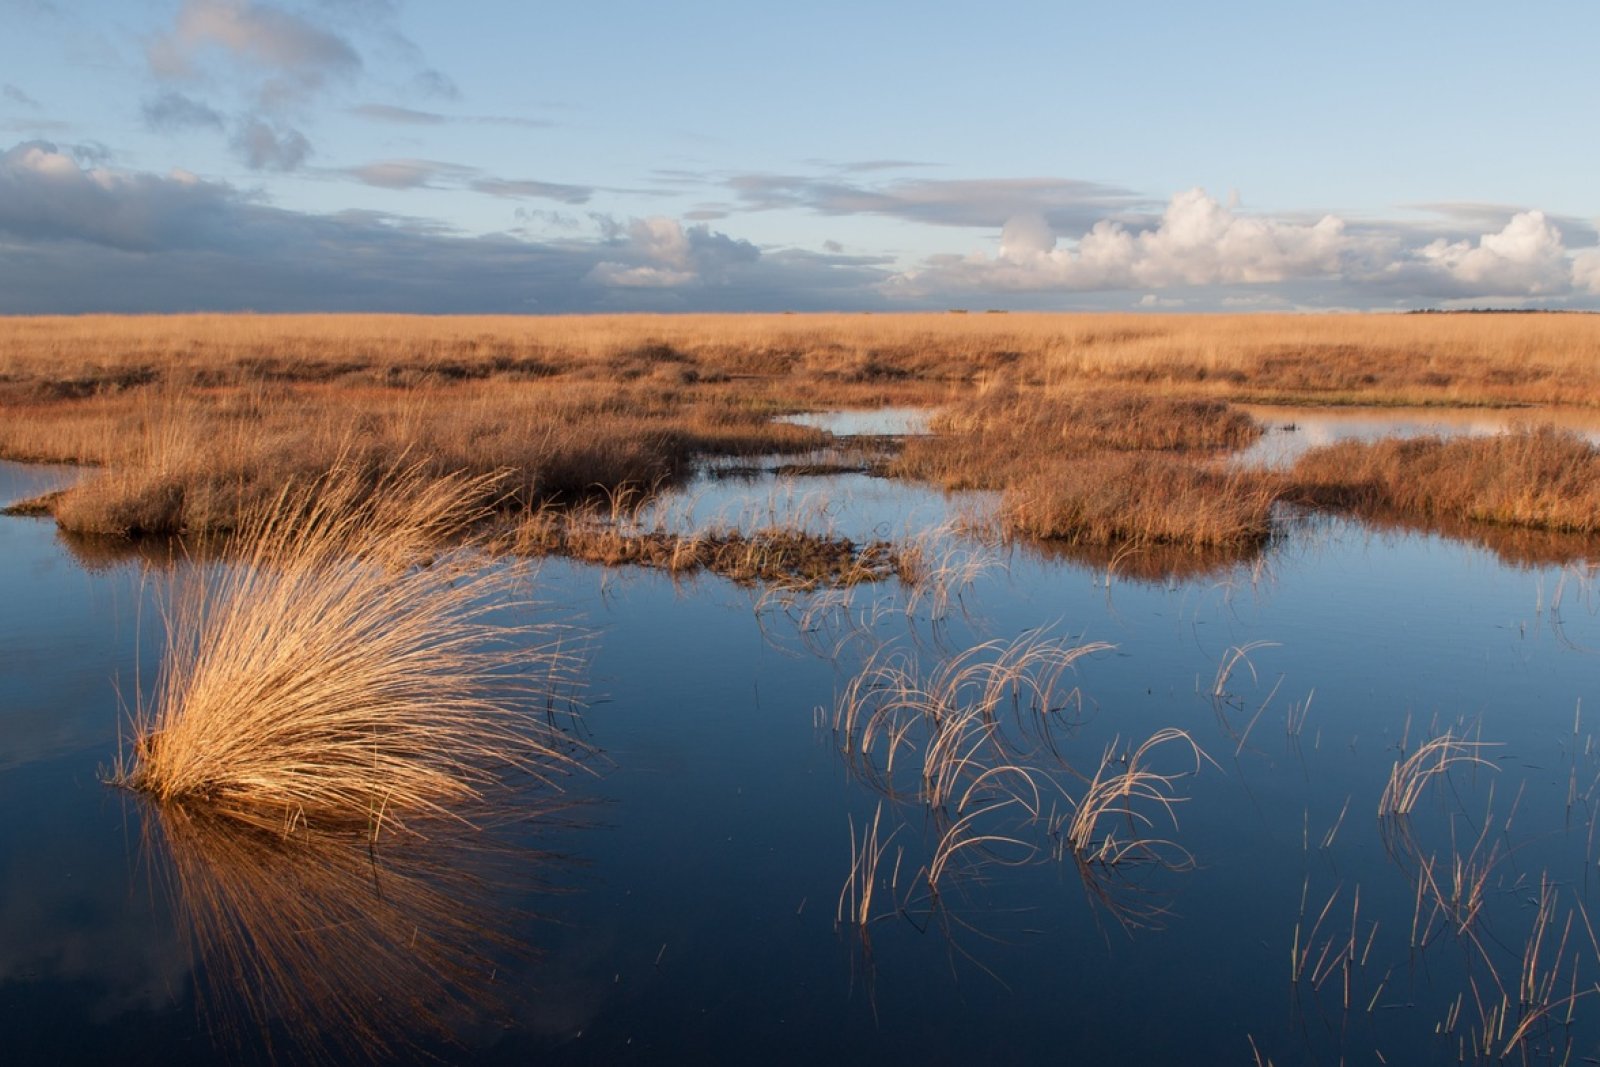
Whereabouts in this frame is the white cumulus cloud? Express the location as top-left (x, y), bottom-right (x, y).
top-left (1411, 210), bottom-right (1571, 296)
top-left (587, 217), bottom-right (759, 290)
top-left (890, 188), bottom-right (1351, 296)
top-left (1574, 245), bottom-right (1600, 296)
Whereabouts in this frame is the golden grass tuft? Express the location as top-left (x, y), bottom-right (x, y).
top-left (1003, 453), bottom-right (1279, 548)
top-left (113, 463), bottom-right (581, 835)
top-left (1064, 728), bottom-right (1210, 866)
top-left (1289, 425), bottom-right (1600, 535)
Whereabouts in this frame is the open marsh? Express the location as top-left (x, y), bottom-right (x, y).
top-left (9, 314), bottom-right (1600, 1063)
top-left (8, 443), bottom-right (1600, 1063)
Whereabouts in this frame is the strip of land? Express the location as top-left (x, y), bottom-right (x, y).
top-left (4, 312), bottom-right (1599, 570)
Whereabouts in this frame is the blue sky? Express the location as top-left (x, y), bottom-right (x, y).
top-left (2, 0), bottom-right (1597, 313)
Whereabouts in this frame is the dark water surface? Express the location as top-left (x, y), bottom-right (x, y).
top-left (5, 457), bottom-right (1600, 1064)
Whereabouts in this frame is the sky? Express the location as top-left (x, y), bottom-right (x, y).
top-left (2, 0), bottom-right (1598, 314)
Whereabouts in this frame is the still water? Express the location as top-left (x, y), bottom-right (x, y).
top-left (4, 439), bottom-right (1600, 1064)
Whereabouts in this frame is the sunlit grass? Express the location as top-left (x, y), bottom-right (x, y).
top-left (111, 463), bottom-right (582, 835)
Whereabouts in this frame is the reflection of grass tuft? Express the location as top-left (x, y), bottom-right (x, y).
top-left (148, 798), bottom-right (568, 1062)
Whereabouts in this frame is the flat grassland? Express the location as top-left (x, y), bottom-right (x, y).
top-left (4, 312), bottom-right (1599, 562)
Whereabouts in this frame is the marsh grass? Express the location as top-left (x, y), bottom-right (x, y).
top-left (1063, 729), bottom-right (1211, 867)
top-left (1289, 425), bottom-right (1600, 536)
top-left (1378, 732), bottom-right (1499, 817)
top-left (12, 314), bottom-right (1600, 567)
top-left (512, 496), bottom-right (908, 590)
top-left (893, 390), bottom-right (1263, 492)
top-left (16, 380), bottom-right (829, 538)
top-left (8, 312), bottom-right (1600, 407)
top-left (1002, 453), bottom-right (1280, 548)
top-left (112, 464), bottom-right (582, 835)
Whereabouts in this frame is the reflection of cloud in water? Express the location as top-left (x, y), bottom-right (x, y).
top-left (0, 803), bottom-right (190, 1018)
top-left (779, 407), bottom-right (932, 437)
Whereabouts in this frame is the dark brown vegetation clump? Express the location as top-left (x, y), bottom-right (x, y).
top-left (513, 504), bottom-right (909, 589)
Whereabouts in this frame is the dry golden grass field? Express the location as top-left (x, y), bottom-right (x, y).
top-left (4, 311), bottom-right (1600, 557)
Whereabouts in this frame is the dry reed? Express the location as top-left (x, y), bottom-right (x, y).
top-left (1064, 728), bottom-right (1211, 867)
top-left (1377, 732), bottom-right (1498, 817)
top-left (837, 802), bottom-right (901, 928)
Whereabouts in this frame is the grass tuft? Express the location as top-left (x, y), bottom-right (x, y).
top-left (1003, 453), bottom-right (1279, 548)
top-left (1288, 425), bottom-right (1600, 535)
top-left (110, 463), bottom-right (582, 835)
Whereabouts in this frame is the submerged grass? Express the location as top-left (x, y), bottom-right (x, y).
top-left (111, 464), bottom-right (581, 835)
top-left (1064, 728), bottom-right (1211, 867)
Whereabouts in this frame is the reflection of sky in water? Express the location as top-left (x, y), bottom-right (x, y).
top-left (651, 468), bottom-right (988, 545)
top-left (1238, 403), bottom-right (1600, 467)
top-left (0, 462), bottom-right (79, 508)
top-left (6, 457), bottom-right (1600, 1063)
top-left (778, 406), bottom-right (930, 437)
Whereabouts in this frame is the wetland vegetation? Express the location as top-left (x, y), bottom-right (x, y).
top-left (8, 311), bottom-right (1600, 1063)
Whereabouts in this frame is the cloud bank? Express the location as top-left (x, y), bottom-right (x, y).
top-left (886, 189), bottom-right (1600, 307)
top-left (3, 141), bottom-right (1597, 313)
top-left (0, 141), bottom-right (885, 313)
